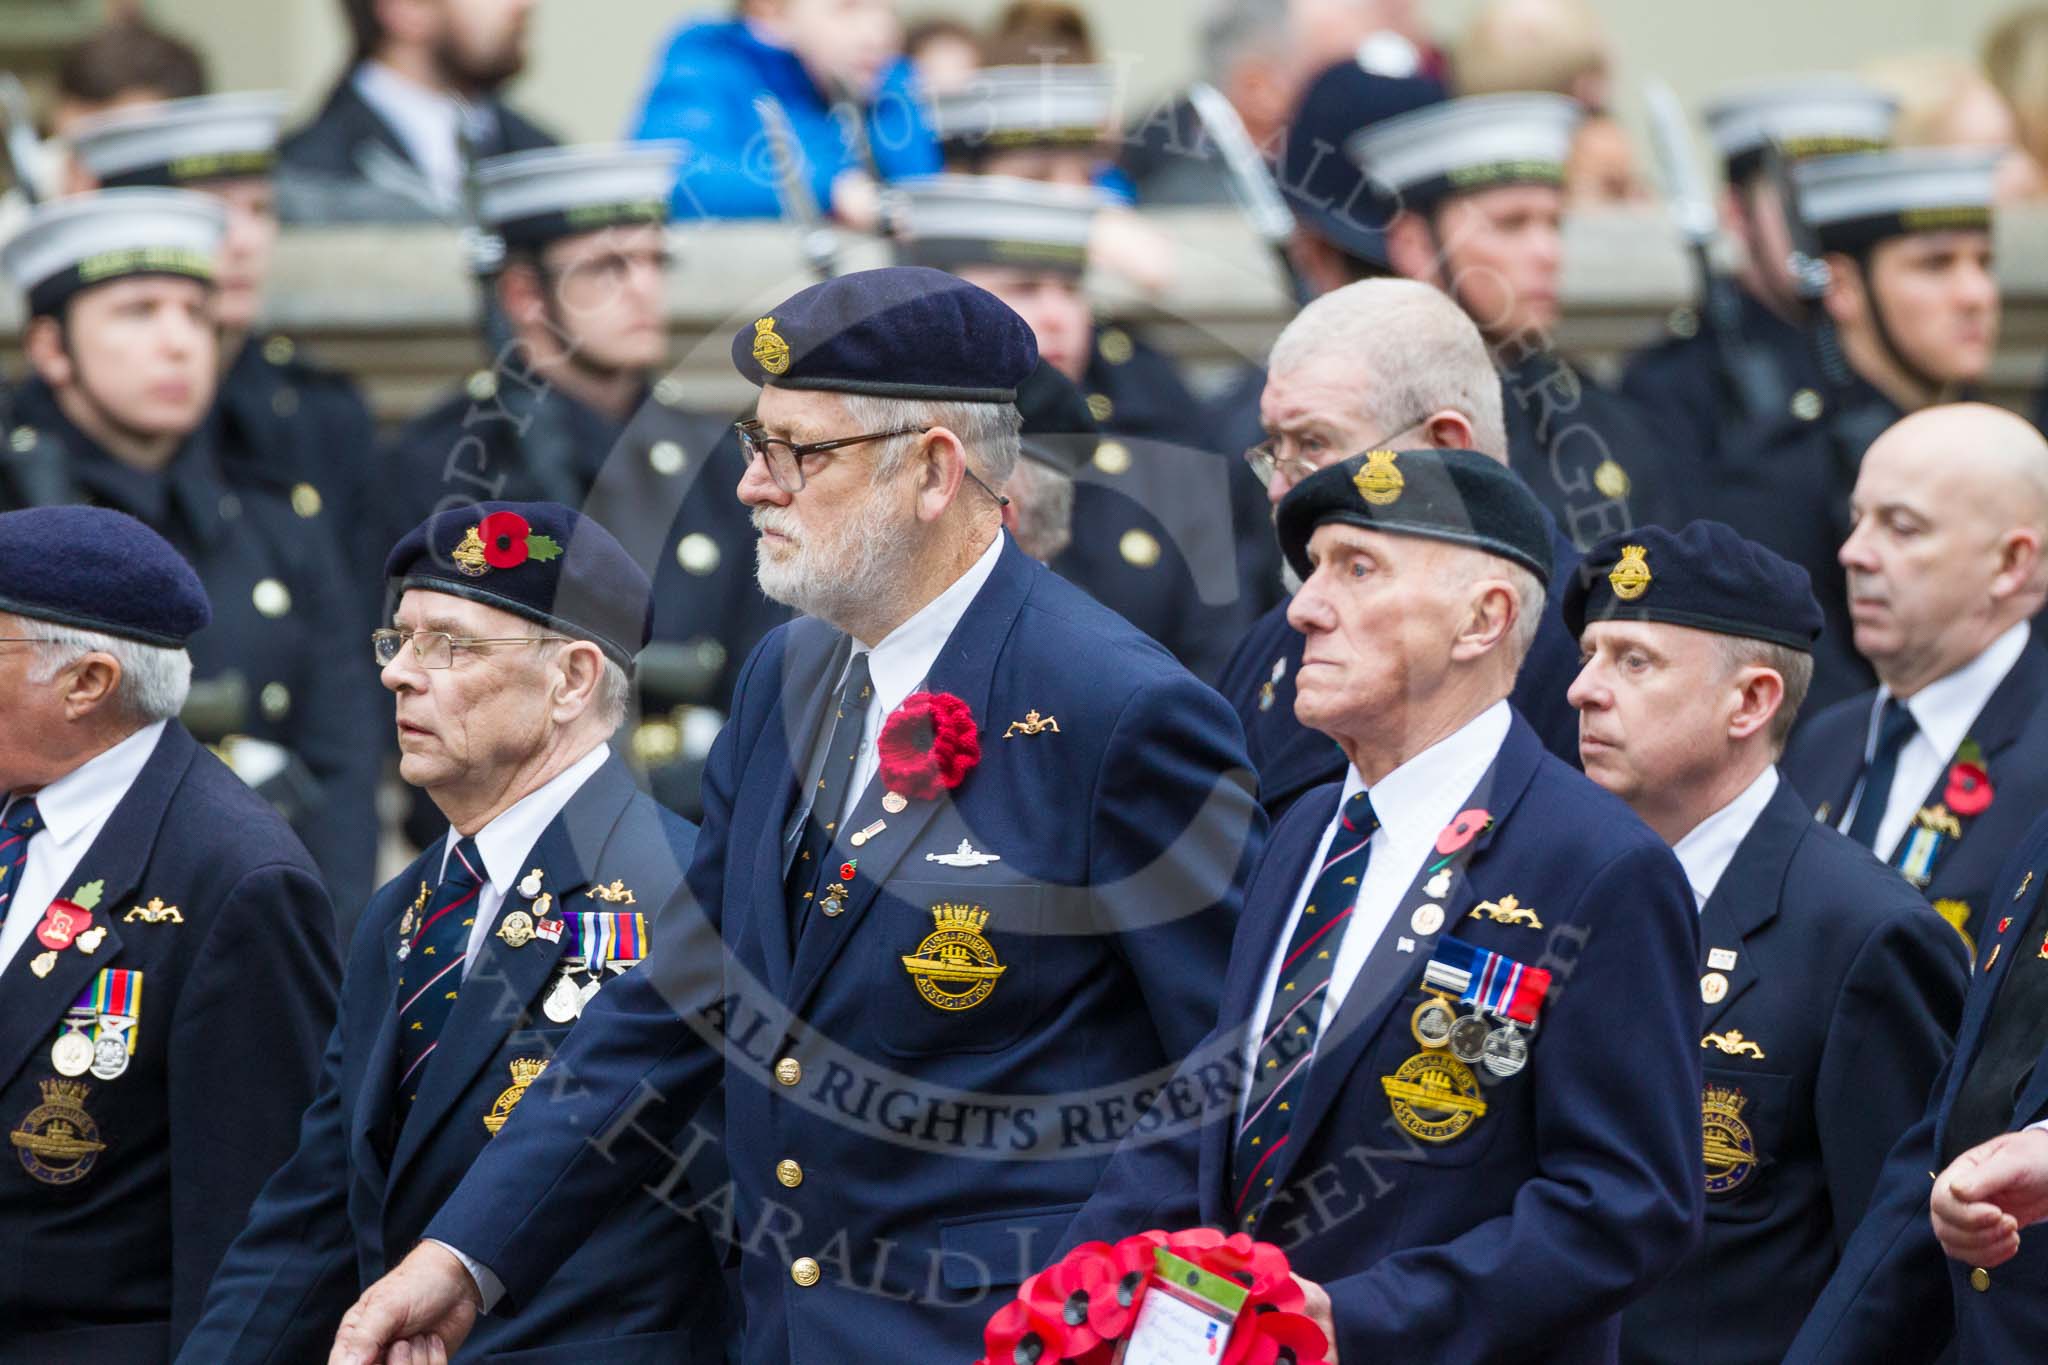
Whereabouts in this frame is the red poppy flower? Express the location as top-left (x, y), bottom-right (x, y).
top-left (1229, 1311), bottom-right (1331, 1365)
top-left (1946, 761), bottom-right (1994, 817)
top-left (1435, 808), bottom-right (1493, 856)
top-left (479, 510), bottom-right (532, 569)
top-left (1021, 1250), bottom-right (1113, 1356)
top-left (1087, 1235), bottom-right (1165, 1340)
top-left (983, 1298), bottom-right (1069, 1363)
top-left (877, 691), bottom-right (981, 800)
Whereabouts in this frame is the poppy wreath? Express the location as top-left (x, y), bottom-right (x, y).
top-left (476, 510), bottom-right (564, 570)
top-left (1945, 738), bottom-right (1994, 818)
top-left (877, 692), bottom-right (981, 799)
top-left (975, 1229), bottom-right (1332, 1365)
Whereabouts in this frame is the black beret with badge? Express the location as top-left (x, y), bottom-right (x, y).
top-left (1275, 447), bottom-right (1553, 585)
top-left (0, 505), bottom-right (212, 646)
top-left (384, 501), bottom-right (652, 667)
top-left (1, 187), bottom-right (224, 317)
top-left (67, 91), bottom-right (288, 189)
top-left (1703, 76), bottom-right (1897, 186)
top-left (1562, 519), bottom-right (1824, 651)
top-left (1347, 92), bottom-right (1581, 213)
top-left (473, 142), bottom-right (682, 250)
top-left (891, 173), bottom-right (1101, 277)
top-left (1792, 146), bottom-right (1999, 255)
top-left (730, 265), bottom-right (1039, 402)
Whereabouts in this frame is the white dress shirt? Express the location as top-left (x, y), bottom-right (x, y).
top-left (1672, 766), bottom-right (1780, 911)
top-left (824, 532), bottom-right (1005, 823)
top-left (1838, 622), bottom-right (2028, 860)
top-left (0, 721), bottom-right (165, 974)
top-left (1241, 701), bottom-right (1513, 1091)
top-left (350, 61), bottom-right (499, 211)
top-left (435, 741), bottom-right (610, 973)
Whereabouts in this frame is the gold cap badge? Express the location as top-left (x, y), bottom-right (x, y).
top-left (1609, 544), bottom-right (1652, 601)
top-left (753, 316), bottom-right (791, 376)
top-left (452, 526), bottom-right (490, 577)
top-left (1354, 450), bottom-right (1404, 506)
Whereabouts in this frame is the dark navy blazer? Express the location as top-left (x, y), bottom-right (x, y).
top-left (1782, 635), bottom-right (2048, 951)
top-left (181, 754), bottom-right (726, 1364)
top-left (418, 535), bottom-right (1266, 1364)
top-left (1620, 778), bottom-right (1967, 1364)
top-left (1786, 809), bottom-right (2048, 1364)
top-left (1063, 713), bottom-right (1704, 1363)
top-left (0, 723), bottom-right (338, 1365)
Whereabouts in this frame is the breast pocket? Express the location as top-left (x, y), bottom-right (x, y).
top-left (1355, 987), bottom-right (1522, 1170)
top-left (864, 878), bottom-right (1045, 1060)
top-left (1701, 1065), bottom-right (1793, 1222)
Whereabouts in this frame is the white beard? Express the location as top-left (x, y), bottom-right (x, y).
top-left (754, 482), bottom-right (918, 631)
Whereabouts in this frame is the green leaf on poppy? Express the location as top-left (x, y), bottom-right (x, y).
top-left (1957, 737), bottom-right (1985, 767)
top-left (72, 880), bottom-right (104, 910)
top-left (525, 534), bottom-right (564, 561)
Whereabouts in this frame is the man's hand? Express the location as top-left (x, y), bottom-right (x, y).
top-left (1292, 1273), bottom-right (1340, 1364)
top-left (1931, 1128), bottom-right (2048, 1268)
top-left (329, 1242), bottom-right (482, 1365)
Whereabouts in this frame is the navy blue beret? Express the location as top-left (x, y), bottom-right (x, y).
top-left (1282, 61), bottom-right (1445, 269)
top-left (730, 266), bottom-right (1039, 402)
top-left (384, 501), bottom-right (651, 667)
top-left (1563, 520), bottom-right (1823, 652)
top-left (0, 506), bottom-right (210, 646)
top-left (1276, 448), bottom-right (1552, 586)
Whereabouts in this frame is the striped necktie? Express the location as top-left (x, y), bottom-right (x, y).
top-left (0, 798), bottom-right (42, 925)
top-left (395, 836), bottom-right (484, 1115)
top-left (1232, 790), bottom-right (1378, 1227)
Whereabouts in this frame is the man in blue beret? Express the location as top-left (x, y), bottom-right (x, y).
top-left (0, 506), bottom-right (338, 1362)
top-left (184, 502), bottom-right (726, 1363)
top-left (329, 266), bottom-right (1265, 1363)
top-left (1561, 521), bottom-right (1967, 1364)
top-left (1063, 447), bottom-right (1704, 1361)
top-left (1215, 277), bottom-right (1586, 822)
top-left (1, 188), bottom-right (383, 917)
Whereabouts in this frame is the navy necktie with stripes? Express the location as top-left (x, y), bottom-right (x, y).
top-left (395, 836), bottom-right (484, 1116)
top-left (1232, 790), bottom-right (1378, 1227)
top-left (0, 799), bottom-right (42, 926)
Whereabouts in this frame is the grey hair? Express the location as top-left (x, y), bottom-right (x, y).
top-left (18, 618), bottom-right (193, 723)
top-left (1715, 635), bottom-right (1815, 755)
top-left (1268, 278), bottom-right (1509, 457)
top-left (839, 393), bottom-right (1024, 489)
top-left (1003, 458), bottom-right (1076, 561)
top-left (1201, 0), bottom-right (1292, 83)
top-left (520, 621), bottom-right (631, 734)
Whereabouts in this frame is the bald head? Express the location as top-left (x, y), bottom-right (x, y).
top-left (1840, 402), bottom-right (2048, 694)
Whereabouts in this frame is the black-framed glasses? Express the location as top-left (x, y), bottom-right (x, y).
top-left (735, 420), bottom-right (1010, 505)
top-left (1244, 415), bottom-right (1434, 491)
top-left (372, 629), bottom-right (575, 670)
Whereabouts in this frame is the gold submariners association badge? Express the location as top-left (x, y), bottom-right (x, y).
top-left (753, 316), bottom-right (792, 376)
top-left (1380, 1050), bottom-right (1488, 1143)
top-left (11, 1078), bottom-right (106, 1185)
top-left (484, 1058), bottom-right (549, 1137)
top-left (1354, 449), bottom-right (1405, 506)
top-left (900, 904), bottom-right (1007, 1012)
top-left (1608, 544), bottom-right (1653, 601)
top-left (1702, 1083), bottom-right (1759, 1195)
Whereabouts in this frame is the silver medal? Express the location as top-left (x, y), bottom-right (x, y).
top-left (51, 1029), bottom-right (93, 1078)
top-left (90, 1034), bottom-right (130, 1080)
top-left (1481, 1024), bottom-right (1529, 1078)
top-left (542, 972), bottom-right (583, 1023)
top-left (1448, 1011), bottom-right (1491, 1064)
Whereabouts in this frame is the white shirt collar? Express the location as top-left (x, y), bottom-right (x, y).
top-left (1881, 621), bottom-right (2031, 764)
top-left (851, 532), bottom-right (1005, 714)
top-left (439, 742), bottom-right (610, 899)
top-left (1672, 765), bottom-right (1780, 911)
top-left (350, 61), bottom-right (496, 198)
top-left (11, 721), bottom-right (167, 850)
top-left (1333, 699), bottom-right (1513, 843)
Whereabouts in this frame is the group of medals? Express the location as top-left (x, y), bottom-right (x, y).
top-left (52, 969), bottom-right (143, 1082)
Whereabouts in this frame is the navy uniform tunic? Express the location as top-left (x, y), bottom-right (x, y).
top-left (1619, 291), bottom-right (1827, 472)
top-left (1501, 351), bottom-right (1691, 550)
top-left (182, 753), bottom-right (727, 1364)
top-left (1619, 778), bottom-right (1967, 1364)
top-left (0, 723), bottom-right (338, 1364)
top-left (414, 537), bottom-right (1265, 1363)
top-left (1, 381), bottom-right (384, 917)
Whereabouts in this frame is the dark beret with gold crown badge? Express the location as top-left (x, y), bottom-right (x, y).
top-left (1275, 447), bottom-right (1553, 586)
top-left (383, 501), bottom-right (651, 667)
top-left (1562, 520), bottom-right (1823, 651)
top-left (0, 506), bottom-right (211, 646)
top-left (730, 265), bottom-right (1039, 402)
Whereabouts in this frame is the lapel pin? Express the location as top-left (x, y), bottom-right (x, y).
top-left (1424, 870), bottom-right (1452, 900)
top-left (29, 951), bottom-right (55, 978)
top-left (497, 910), bottom-right (536, 949)
top-left (76, 927), bottom-right (106, 955)
top-left (1988, 944), bottom-right (2003, 970)
top-left (1707, 948), bottom-right (1738, 971)
top-left (1409, 903), bottom-right (1444, 936)
top-left (925, 839), bottom-right (1001, 869)
top-left (1702, 1028), bottom-right (1766, 1059)
top-left (882, 792), bottom-right (908, 815)
top-left (587, 879), bottom-right (637, 904)
top-left (1470, 894), bottom-right (1542, 929)
top-left (1700, 971), bottom-right (1729, 1004)
top-left (535, 917), bottom-right (564, 943)
top-left (123, 897), bottom-right (183, 924)
top-left (518, 869), bottom-right (545, 899)
top-left (849, 819), bottom-right (886, 848)
top-left (1397, 935), bottom-right (1416, 954)
top-left (1003, 710), bottom-right (1060, 738)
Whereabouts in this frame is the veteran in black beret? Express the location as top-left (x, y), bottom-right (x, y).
top-left (1065, 446), bottom-right (1704, 1360)
top-left (1558, 522), bottom-right (1968, 1365)
top-left (330, 266), bottom-right (1265, 1365)
top-left (68, 92), bottom-right (381, 592)
top-left (1, 187), bottom-right (383, 917)
top-left (0, 505), bottom-right (339, 1363)
top-left (185, 501), bottom-right (727, 1364)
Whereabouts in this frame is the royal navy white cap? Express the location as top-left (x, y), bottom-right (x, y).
top-left (69, 92), bottom-right (289, 188)
top-left (1793, 147), bottom-right (1998, 253)
top-left (473, 142), bottom-right (682, 247)
top-left (928, 64), bottom-right (1117, 153)
top-left (1705, 77), bottom-right (1898, 180)
top-left (1347, 93), bottom-right (1581, 208)
top-left (892, 174), bottom-right (1103, 275)
top-left (3, 187), bottom-right (225, 315)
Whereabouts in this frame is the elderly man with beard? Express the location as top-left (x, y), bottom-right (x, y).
top-left (327, 266), bottom-right (1265, 1365)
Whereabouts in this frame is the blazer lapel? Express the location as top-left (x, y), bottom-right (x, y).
top-left (783, 541), bottom-right (1034, 1014)
top-left (352, 863), bottom-right (430, 1186)
top-left (746, 628), bottom-right (850, 999)
top-left (0, 725), bottom-right (190, 1094)
top-left (1696, 781), bottom-right (1803, 1031)
top-left (386, 760), bottom-right (638, 1187)
top-left (1264, 719), bottom-right (1543, 1202)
